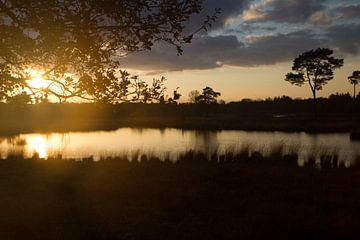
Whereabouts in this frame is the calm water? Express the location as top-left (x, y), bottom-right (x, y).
top-left (1, 128), bottom-right (359, 165)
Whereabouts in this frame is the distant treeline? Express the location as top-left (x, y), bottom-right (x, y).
top-left (1, 93), bottom-right (359, 134)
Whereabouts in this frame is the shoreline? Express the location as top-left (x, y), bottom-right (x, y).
top-left (1, 102), bottom-right (359, 135)
top-left (0, 117), bottom-right (358, 136)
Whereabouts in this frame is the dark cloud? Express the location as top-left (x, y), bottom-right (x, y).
top-left (224, 31), bottom-right (326, 66)
top-left (121, 31), bottom-right (326, 71)
top-left (327, 23), bottom-right (360, 54)
top-left (122, 35), bottom-right (243, 71)
top-left (186, 0), bottom-right (250, 32)
top-left (336, 5), bottom-right (360, 19)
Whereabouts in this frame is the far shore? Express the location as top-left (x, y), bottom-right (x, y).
top-left (0, 101), bottom-right (359, 135)
top-left (1, 117), bottom-right (359, 136)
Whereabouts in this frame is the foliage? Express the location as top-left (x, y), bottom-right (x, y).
top-left (329, 92), bottom-right (352, 101)
top-left (0, 0), bottom-right (218, 103)
top-left (167, 87), bottom-right (182, 104)
top-left (348, 71), bottom-right (360, 98)
top-left (217, 99), bottom-right (226, 104)
top-left (285, 48), bottom-right (344, 100)
top-left (6, 92), bottom-right (32, 105)
top-left (188, 90), bottom-right (200, 103)
top-left (274, 95), bottom-right (292, 101)
top-left (195, 86), bottom-right (221, 104)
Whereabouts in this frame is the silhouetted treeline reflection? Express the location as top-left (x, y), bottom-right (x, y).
top-left (1, 94), bottom-right (360, 134)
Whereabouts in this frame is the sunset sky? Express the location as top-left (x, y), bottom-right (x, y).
top-left (121, 0), bottom-right (360, 102)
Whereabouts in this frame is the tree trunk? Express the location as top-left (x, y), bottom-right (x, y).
top-left (312, 90), bottom-right (317, 120)
top-left (354, 84), bottom-right (357, 99)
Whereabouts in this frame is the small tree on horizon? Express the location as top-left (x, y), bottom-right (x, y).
top-left (188, 90), bottom-right (200, 103)
top-left (348, 71), bottom-right (360, 99)
top-left (195, 87), bottom-right (221, 104)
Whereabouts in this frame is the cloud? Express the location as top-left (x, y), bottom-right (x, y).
top-left (121, 35), bottom-right (243, 71)
top-left (185, 0), bottom-right (250, 32)
top-left (242, 8), bottom-right (267, 21)
top-left (121, 31), bottom-right (326, 71)
top-left (336, 5), bottom-right (360, 19)
top-left (327, 23), bottom-right (360, 54)
top-left (243, 0), bottom-right (327, 23)
top-left (224, 23), bottom-right (277, 35)
top-left (308, 11), bottom-right (333, 25)
top-left (222, 31), bottom-right (326, 66)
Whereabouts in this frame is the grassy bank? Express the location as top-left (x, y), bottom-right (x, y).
top-left (1, 153), bottom-right (360, 239)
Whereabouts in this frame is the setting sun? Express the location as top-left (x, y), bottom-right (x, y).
top-left (26, 69), bottom-right (51, 89)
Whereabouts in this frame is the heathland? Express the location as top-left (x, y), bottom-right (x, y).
top-left (0, 151), bottom-right (360, 240)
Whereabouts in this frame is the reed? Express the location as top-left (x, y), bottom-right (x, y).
top-left (1, 143), bottom-right (355, 169)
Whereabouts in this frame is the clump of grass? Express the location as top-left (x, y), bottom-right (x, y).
top-left (210, 150), bottom-right (219, 162)
top-left (354, 155), bottom-right (360, 168)
top-left (268, 142), bottom-right (284, 159)
top-left (218, 152), bottom-right (235, 163)
top-left (218, 146), bottom-right (236, 163)
top-left (178, 150), bottom-right (208, 164)
top-left (237, 143), bottom-right (251, 159)
top-left (81, 155), bottom-right (94, 163)
top-left (304, 155), bottom-right (317, 168)
top-left (131, 149), bottom-right (141, 162)
top-left (250, 151), bottom-right (264, 162)
top-left (281, 144), bottom-right (299, 166)
top-left (6, 150), bottom-right (25, 160)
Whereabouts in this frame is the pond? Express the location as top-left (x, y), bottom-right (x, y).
top-left (1, 128), bottom-right (359, 165)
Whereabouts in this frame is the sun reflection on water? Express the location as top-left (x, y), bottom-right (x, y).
top-left (27, 135), bottom-right (48, 158)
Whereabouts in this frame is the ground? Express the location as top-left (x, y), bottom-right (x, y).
top-left (0, 154), bottom-right (359, 239)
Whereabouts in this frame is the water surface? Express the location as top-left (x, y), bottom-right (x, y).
top-left (1, 128), bottom-right (359, 165)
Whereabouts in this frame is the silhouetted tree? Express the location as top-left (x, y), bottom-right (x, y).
top-left (7, 92), bottom-right (32, 105)
top-left (0, 0), bottom-right (218, 103)
top-left (188, 90), bottom-right (200, 103)
top-left (329, 92), bottom-right (352, 101)
top-left (285, 48), bottom-right (344, 101)
top-left (168, 88), bottom-right (182, 104)
top-left (348, 71), bottom-right (360, 98)
top-left (285, 48), bottom-right (343, 118)
top-left (273, 96), bottom-right (293, 102)
top-left (241, 98), bottom-right (253, 103)
top-left (195, 87), bottom-right (221, 104)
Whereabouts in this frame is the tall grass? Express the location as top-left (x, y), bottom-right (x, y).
top-left (3, 143), bottom-right (358, 169)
